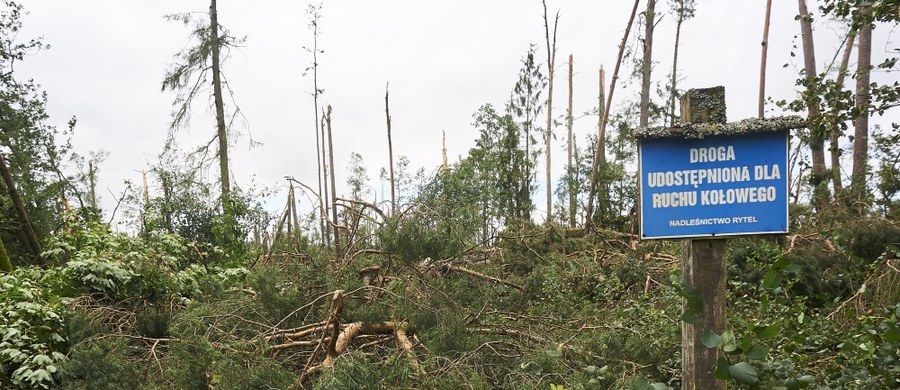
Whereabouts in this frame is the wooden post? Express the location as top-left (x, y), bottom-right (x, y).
top-left (680, 87), bottom-right (727, 390)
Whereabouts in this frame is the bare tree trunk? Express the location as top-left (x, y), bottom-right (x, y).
top-left (0, 238), bottom-right (11, 273)
top-left (586, 0), bottom-right (640, 227)
top-left (567, 54), bottom-right (575, 228)
top-left (210, 0), bottom-right (231, 213)
top-left (326, 105), bottom-right (339, 252)
top-left (758, 0), bottom-right (773, 118)
top-left (639, 0), bottom-right (656, 128)
top-left (289, 180), bottom-right (300, 236)
top-left (88, 159), bottom-right (97, 210)
top-left (670, 0), bottom-right (686, 126)
top-left (542, 0), bottom-right (559, 222)
top-left (310, 8), bottom-right (326, 246)
top-left (442, 130), bottom-right (448, 171)
top-left (385, 83), bottom-right (396, 216)
top-left (851, 2), bottom-right (872, 212)
top-left (798, 0), bottom-right (829, 207)
top-left (832, 27), bottom-right (857, 197)
top-left (0, 151), bottom-right (41, 262)
top-left (321, 110), bottom-right (331, 246)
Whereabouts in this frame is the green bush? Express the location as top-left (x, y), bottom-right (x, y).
top-left (0, 269), bottom-right (67, 389)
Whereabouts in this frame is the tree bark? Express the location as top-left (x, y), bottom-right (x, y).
top-left (310, 6), bottom-right (326, 246)
top-left (586, 0), bottom-right (639, 227)
top-left (88, 159), bottom-right (97, 210)
top-left (0, 238), bottom-right (11, 273)
top-left (639, 0), bottom-right (656, 128)
top-left (670, 0), bottom-right (686, 126)
top-left (831, 27), bottom-right (856, 198)
top-left (385, 83), bottom-right (396, 216)
top-left (209, 0), bottom-right (231, 213)
top-left (798, 0), bottom-right (829, 207)
top-left (542, 0), bottom-right (559, 221)
top-left (0, 151), bottom-right (41, 261)
top-left (567, 54), bottom-right (575, 227)
top-left (326, 105), bottom-right (340, 252)
top-left (758, 0), bottom-right (773, 118)
top-left (850, 2), bottom-right (872, 211)
top-left (321, 110), bottom-right (331, 247)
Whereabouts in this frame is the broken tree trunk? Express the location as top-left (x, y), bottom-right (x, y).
top-left (542, 0), bottom-right (559, 221)
top-left (385, 83), bottom-right (397, 216)
top-left (0, 151), bottom-right (41, 262)
top-left (586, 0), bottom-right (640, 227)
top-left (326, 105), bottom-right (340, 253)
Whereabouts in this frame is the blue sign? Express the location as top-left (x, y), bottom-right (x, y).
top-left (639, 130), bottom-right (789, 239)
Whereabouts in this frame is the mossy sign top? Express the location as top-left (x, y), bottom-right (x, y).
top-left (635, 87), bottom-right (805, 240)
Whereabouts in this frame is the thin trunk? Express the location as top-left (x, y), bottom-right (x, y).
top-left (798, 0), bottom-right (828, 206)
top-left (141, 170), bottom-right (150, 206)
top-left (0, 151), bottom-right (41, 261)
top-left (141, 170), bottom-right (149, 234)
top-left (285, 186), bottom-right (293, 235)
top-left (0, 238), bottom-right (11, 273)
top-left (586, 0), bottom-right (639, 227)
top-left (442, 130), bottom-right (448, 171)
top-left (832, 28), bottom-right (857, 197)
top-left (851, 2), bottom-right (872, 211)
top-left (639, 0), bottom-right (656, 127)
top-left (326, 105), bottom-right (339, 252)
top-left (567, 54), bottom-right (575, 228)
top-left (670, 0), bottom-right (685, 126)
top-left (759, 0), bottom-right (773, 118)
top-left (321, 109), bottom-right (331, 246)
top-left (290, 181), bottom-right (300, 236)
top-left (311, 14), bottom-right (326, 247)
top-left (88, 159), bottom-right (97, 210)
top-left (210, 0), bottom-right (231, 213)
top-left (542, 0), bottom-right (559, 221)
top-left (385, 83), bottom-right (396, 215)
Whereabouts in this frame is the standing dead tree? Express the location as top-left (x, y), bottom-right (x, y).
top-left (303, 3), bottom-right (327, 246)
top-left (385, 83), bottom-right (397, 216)
top-left (566, 54), bottom-right (575, 227)
top-left (586, 0), bottom-right (641, 227)
top-left (639, 0), bottom-right (656, 128)
top-left (326, 106), bottom-right (339, 254)
top-left (759, 0), bottom-right (773, 118)
top-left (542, 0), bottom-right (559, 221)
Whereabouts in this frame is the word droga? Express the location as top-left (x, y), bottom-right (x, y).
top-left (690, 146), bottom-right (735, 163)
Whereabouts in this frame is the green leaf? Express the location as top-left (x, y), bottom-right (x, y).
top-left (745, 344), bottom-right (768, 360)
top-left (753, 324), bottom-right (780, 340)
top-left (721, 329), bottom-right (738, 353)
top-left (702, 330), bottom-right (722, 348)
top-left (714, 357), bottom-right (731, 380)
top-left (763, 269), bottom-right (782, 289)
top-left (728, 362), bottom-right (759, 385)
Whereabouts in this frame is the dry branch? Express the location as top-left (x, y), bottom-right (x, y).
top-left (444, 264), bottom-right (525, 291)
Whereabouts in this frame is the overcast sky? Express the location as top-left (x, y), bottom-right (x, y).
top-left (14, 0), bottom-right (896, 226)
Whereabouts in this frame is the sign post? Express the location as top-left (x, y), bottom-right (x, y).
top-left (636, 87), bottom-right (803, 389)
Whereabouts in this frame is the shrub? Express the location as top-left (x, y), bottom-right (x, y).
top-left (0, 269), bottom-right (67, 389)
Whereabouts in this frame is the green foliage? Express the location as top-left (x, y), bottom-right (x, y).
top-left (0, 268), bottom-right (66, 389)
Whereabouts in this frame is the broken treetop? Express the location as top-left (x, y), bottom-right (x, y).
top-left (633, 86), bottom-right (807, 139)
